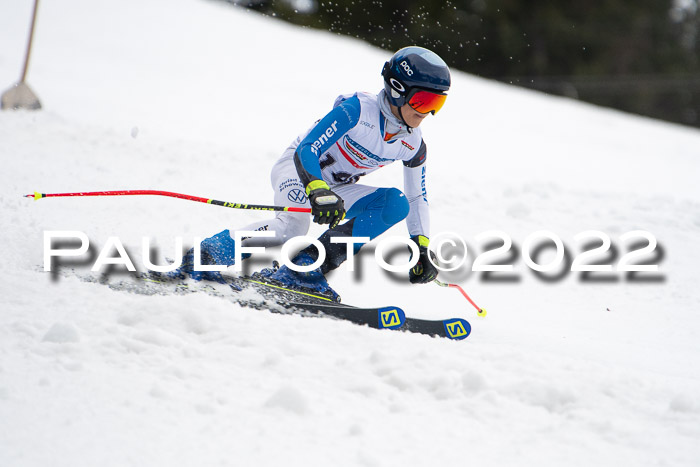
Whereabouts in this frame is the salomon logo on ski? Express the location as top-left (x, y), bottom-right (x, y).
top-left (443, 319), bottom-right (471, 340)
top-left (377, 307), bottom-right (405, 329)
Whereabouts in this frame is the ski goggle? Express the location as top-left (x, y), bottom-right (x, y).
top-left (407, 89), bottom-right (447, 114)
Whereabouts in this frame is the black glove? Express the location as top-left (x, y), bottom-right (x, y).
top-left (307, 182), bottom-right (345, 228)
top-left (409, 235), bottom-right (439, 284)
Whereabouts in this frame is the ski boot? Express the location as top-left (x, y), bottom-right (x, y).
top-left (254, 252), bottom-right (340, 302)
top-left (171, 229), bottom-right (249, 283)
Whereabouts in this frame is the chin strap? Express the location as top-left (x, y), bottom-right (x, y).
top-left (397, 106), bottom-right (413, 131)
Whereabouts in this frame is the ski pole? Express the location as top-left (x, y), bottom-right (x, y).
top-left (24, 190), bottom-right (312, 213)
top-left (434, 280), bottom-right (487, 317)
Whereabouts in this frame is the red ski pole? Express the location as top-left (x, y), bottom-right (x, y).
top-left (435, 280), bottom-right (487, 317)
top-left (25, 190), bottom-right (312, 213)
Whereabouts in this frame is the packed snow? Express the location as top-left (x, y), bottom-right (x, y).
top-left (2, 0), bottom-right (700, 466)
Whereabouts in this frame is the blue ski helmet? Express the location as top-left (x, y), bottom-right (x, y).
top-left (382, 46), bottom-right (451, 109)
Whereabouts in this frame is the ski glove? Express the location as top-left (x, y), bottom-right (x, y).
top-left (307, 181), bottom-right (346, 228)
top-left (409, 235), bottom-right (439, 284)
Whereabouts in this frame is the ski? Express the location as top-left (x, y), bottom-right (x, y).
top-left (241, 276), bottom-right (471, 339)
top-left (403, 316), bottom-right (472, 340)
top-left (60, 269), bottom-right (471, 340)
top-left (238, 275), bottom-right (339, 304)
top-left (288, 301), bottom-right (471, 339)
top-left (285, 302), bottom-right (406, 330)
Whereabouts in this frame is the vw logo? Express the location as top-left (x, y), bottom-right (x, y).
top-left (287, 189), bottom-right (307, 204)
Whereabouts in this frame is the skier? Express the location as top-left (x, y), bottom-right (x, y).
top-left (179, 46), bottom-right (450, 299)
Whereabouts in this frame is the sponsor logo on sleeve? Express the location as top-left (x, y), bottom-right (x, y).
top-left (287, 188), bottom-right (308, 204)
top-left (310, 120), bottom-right (339, 155)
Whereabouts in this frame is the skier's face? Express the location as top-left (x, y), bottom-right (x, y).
top-left (400, 104), bottom-right (429, 128)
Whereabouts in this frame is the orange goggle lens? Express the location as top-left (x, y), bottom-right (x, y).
top-left (408, 90), bottom-right (447, 114)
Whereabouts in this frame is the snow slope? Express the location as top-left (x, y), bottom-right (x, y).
top-left (2, 0), bottom-right (700, 466)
